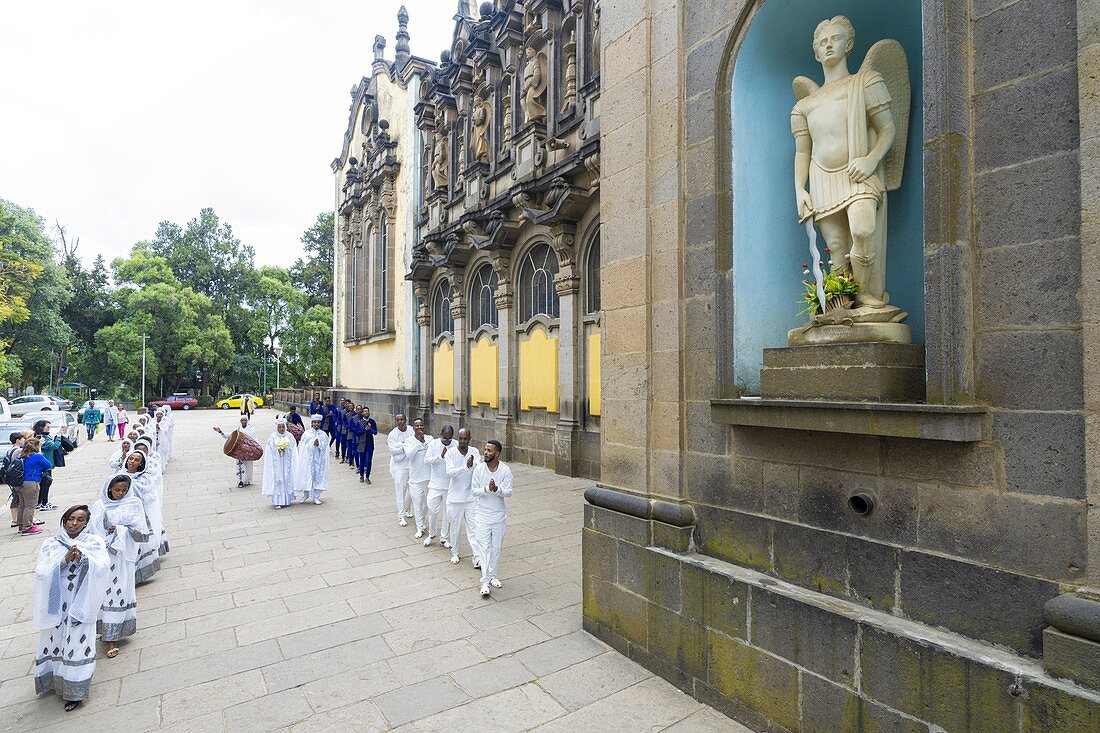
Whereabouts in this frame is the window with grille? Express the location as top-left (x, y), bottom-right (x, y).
top-left (518, 244), bottom-right (560, 322)
top-left (469, 264), bottom-right (499, 329)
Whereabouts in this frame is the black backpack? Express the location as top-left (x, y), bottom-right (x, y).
top-left (2, 450), bottom-right (24, 488)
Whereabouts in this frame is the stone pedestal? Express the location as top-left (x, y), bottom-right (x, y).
top-left (1043, 593), bottom-right (1100, 690)
top-left (760, 343), bottom-right (925, 402)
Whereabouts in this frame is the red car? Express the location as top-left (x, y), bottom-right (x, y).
top-left (148, 393), bottom-right (198, 410)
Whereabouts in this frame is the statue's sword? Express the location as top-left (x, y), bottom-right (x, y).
top-left (804, 220), bottom-right (828, 313)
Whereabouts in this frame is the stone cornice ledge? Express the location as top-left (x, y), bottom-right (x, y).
top-left (710, 398), bottom-right (987, 442)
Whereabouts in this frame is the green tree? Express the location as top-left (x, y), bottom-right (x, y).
top-left (94, 317), bottom-right (157, 397)
top-left (290, 212), bottom-right (334, 308)
top-left (282, 305), bottom-right (333, 385)
top-left (148, 208), bottom-right (255, 312)
top-left (179, 312), bottom-right (234, 397)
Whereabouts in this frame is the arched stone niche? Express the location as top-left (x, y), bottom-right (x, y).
top-left (728, 0), bottom-right (924, 393)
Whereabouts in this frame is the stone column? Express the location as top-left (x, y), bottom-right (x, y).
top-left (493, 266), bottom-right (516, 457)
top-left (553, 223), bottom-right (581, 476)
top-left (451, 288), bottom-right (468, 423)
top-left (414, 284), bottom-right (432, 423)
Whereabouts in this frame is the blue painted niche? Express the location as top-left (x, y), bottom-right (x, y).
top-left (730, 0), bottom-right (924, 393)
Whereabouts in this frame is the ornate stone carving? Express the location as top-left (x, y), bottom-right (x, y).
top-left (521, 47), bottom-right (548, 123)
top-left (561, 30), bottom-right (577, 116)
top-left (432, 127), bottom-right (450, 190)
top-left (501, 80), bottom-right (513, 146)
top-left (472, 95), bottom-right (491, 164)
top-left (790, 15), bottom-right (911, 345)
top-left (591, 1), bottom-right (601, 75)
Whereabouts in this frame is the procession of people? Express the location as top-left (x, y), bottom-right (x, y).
top-left (26, 404), bottom-right (176, 712)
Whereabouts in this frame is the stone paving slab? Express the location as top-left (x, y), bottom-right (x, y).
top-left (0, 410), bottom-right (752, 731)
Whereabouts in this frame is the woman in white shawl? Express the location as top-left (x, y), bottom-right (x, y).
top-left (33, 504), bottom-right (110, 712)
top-left (106, 438), bottom-right (135, 471)
top-left (130, 440), bottom-right (169, 557)
top-left (89, 474), bottom-right (149, 656)
top-left (295, 415), bottom-right (330, 505)
top-left (123, 451), bottom-right (163, 583)
top-left (262, 417), bottom-right (298, 509)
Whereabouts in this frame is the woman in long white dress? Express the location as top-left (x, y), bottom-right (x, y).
top-left (262, 418), bottom-right (298, 509)
top-left (33, 505), bottom-right (110, 712)
top-left (122, 451), bottom-right (163, 583)
top-left (89, 474), bottom-right (149, 657)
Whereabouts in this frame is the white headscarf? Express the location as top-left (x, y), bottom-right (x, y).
top-left (33, 518), bottom-right (109, 630)
top-left (90, 474), bottom-right (150, 562)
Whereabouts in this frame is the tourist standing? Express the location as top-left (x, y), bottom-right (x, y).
top-left (90, 474), bottom-right (148, 657)
top-left (6, 431), bottom-right (29, 529)
top-left (16, 438), bottom-right (52, 536)
top-left (116, 405), bottom-right (128, 443)
top-left (295, 415), bottom-right (330, 504)
top-left (423, 425), bottom-right (455, 547)
top-left (404, 418), bottom-right (433, 539)
top-left (32, 505), bottom-right (110, 712)
top-left (103, 400), bottom-right (119, 442)
top-left (262, 418), bottom-right (298, 509)
top-left (354, 406), bottom-right (377, 484)
top-left (444, 428), bottom-right (482, 566)
top-left (472, 440), bottom-right (513, 597)
top-left (387, 414), bottom-right (412, 527)
top-left (82, 401), bottom-right (103, 441)
top-left (32, 419), bottom-right (62, 512)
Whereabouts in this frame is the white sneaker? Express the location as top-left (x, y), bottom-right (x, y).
top-left (480, 584), bottom-right (490, 597)
top-left (404, 511), bottom-right (414, 518)
top-left (313, 498), bottom-right (322, 505)
top-left (423, 536), bottom-right (433, 547)
top-left (399, 517), bottom-right (408, 527)
top-left (414, 530), bottom-right (425, 539)
top-left (440, 539), bottom-right (452, 549)
top-left (450, 555), bottom-right (460, 564)
top-left (490, 578), bottom-right (502, 589)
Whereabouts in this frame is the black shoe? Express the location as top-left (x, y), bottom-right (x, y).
top-left (237, 481), bottom-right (244, 488)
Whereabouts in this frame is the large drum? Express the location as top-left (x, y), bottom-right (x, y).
top-left (224, 429), bottom-right (264, 461)
top-left (287, 422), bottom-right (304, 444)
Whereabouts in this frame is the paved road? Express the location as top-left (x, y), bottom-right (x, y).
top-left (0, 410), bottom-right (743, 732)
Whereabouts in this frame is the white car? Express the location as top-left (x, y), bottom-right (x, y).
top-left (12, 411), bottom-right (80, 448)
top-left (8, 395), bottom-right (60, 417)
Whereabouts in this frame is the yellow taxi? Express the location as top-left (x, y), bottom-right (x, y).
top-left (215, 394), bottom-right (265, 410)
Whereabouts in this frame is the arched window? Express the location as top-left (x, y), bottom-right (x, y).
top-left (431, 280), bottom-right (453, 338)
top-left (584, 232), bottom-right (601, 314)
top-left (468, 264), bottom-right (499, 329)
top-left (374, 216), bottom-right (389, 332)
top-left (518, 244), bottom-right (560, 322)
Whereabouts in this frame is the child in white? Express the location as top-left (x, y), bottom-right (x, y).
top-left (423, 425), bottom-right (455, 547)
top-left (387, 414), bottom-right (413, 527)
top-left (444, 428), bottom-right (482, 566)
top-left (403, 419), bottom-right (433, 538)
top-left (471, 440), bottom-right (513, 596)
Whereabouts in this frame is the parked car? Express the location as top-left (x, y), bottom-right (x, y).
top-left (148, 393), bottom-right (198, 410)
top-left (12, 411), bottom-right (81, 448)
top-left (41, 394), bottom-right (75, 411)
top-left (215, 394), bottom-right (265, 410)
top-left (8, 395), bottom-right (60, 417)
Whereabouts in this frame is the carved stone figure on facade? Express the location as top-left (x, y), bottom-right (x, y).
top-left (472, 96), bottom-right (491, 163)
top-left (432, 129), bottom-right (450, 190)
top-left (592, 0), bottom-right (601, 75)
top-left (521, 47), bottom-right (548, 123)
top-left (791, 15), bottom-right (910, 343)
top-left (502, 80), bottom-right (513, 145)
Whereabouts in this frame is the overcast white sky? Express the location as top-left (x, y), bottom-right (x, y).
top-left (0, 0), bottom-right (462, 266)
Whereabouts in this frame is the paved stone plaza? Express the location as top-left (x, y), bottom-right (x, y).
top-left (0, 410), bottom-right (743, 732)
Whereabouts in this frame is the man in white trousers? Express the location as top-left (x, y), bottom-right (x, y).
top-left (472, 439), bottom-right (513, 597)
top-left (403, 418), bottom-right (433, 539)
top-left (445, 428), bottom-right (482, 566)
top-left (423, 425), bottom-right (455, 547)
top-left (387, 413), bottom-right (413, 527)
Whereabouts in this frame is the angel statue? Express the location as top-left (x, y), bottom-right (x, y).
top-left (472, 96), bottom-right (491, 163)
top-left (432, 128), bottom-right (449, 190)
top-left (792, 16), bottom-right (910, 316)
top-left (521, 47), bottom-right (547, 123)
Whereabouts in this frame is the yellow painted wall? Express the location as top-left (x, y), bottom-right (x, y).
top-left (519, 326), bottom-right (559, 412)
top-left (470, 335), bottom-right (499, 408)
top-left (433, 341), bottom-right (455, 404)
top-left (587, 330), bottom-right (601, 416)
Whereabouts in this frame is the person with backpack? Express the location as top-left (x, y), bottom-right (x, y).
top-left (82, 401), bottom-right (103, 441)
top-left (13, 437), bottom-right (52, 536)
top-left (6, 431), bottom-right (30, 529)
top-left (32, 419), bottom-right (63, 512)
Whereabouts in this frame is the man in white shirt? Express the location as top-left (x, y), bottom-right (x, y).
top-left (471, 439), bottom-right (513, 597)
top-left (387, 414), bottom-right (413, 527)
top-left (403, 418), bottom-right (433, 539)
top-left (423, 425), bottom-right (455, 548)
top-left (444, 428), bottom-right (482, 566)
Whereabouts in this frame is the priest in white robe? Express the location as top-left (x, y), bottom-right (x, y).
top-left (33, 504), bottom-right (110, 711)
top-left (263, 418), bottom-right (298, 509)
top-left (296, 415), bottom-right (330, 505)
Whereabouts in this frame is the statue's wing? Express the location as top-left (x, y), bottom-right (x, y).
top-left (861, 39), bottom-right (910, 190)
top-left (792, 76), bottom-right (819, 101)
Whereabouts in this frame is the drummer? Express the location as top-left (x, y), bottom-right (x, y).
top-left (213, 416), bottom-right (259, 488)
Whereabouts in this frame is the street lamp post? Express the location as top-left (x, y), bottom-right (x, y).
top-left (274, 344), bottom-right (283, 391)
